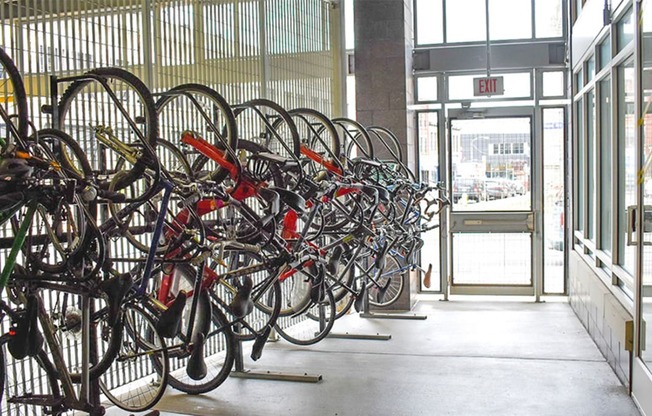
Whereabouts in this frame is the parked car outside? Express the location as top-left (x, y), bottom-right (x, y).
top-left (453, 177), bottom-right (486, 203)
top-left (484, 178), bottom-right (510, 200)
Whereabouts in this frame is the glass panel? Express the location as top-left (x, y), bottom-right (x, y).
top-left (617, 8), bottom-right (634, 52)
top-left (345, 0), bottom-right (354, 49)
top-left (418, 112), bottom-right (441, 291)
top-left (575, 71), bottom-right (583, 91)
top-left (575, 98), bottom-right (584, 232)
top-left (451, 118), bottom-right (531, 212)
top-left (535, 0), bottom-right (563, 38)
top-left (600, 78), bottom-right (612, 253)
top-left (449, 72), bottom-right (531, 100)
top-left (543, 71), bottom-right (564, 97)
top-left (641, 0), bottom-right (652, 367)
top-left (417, 76), bottom-right (438, 102)
top-left (617, 59), bottom-right (635, 273)
top-left (599, 36), bottom-right (611, 70)
top-left (544, 108), bottom-right (565, 294)
top-left (452, 233), bottom-right (531, 285)
top-left (416, 0), bottom-right (444, 45)
top-left (489, 0), bottom-right (531, 40)
top-left (446, 0), bottom-right (487, 43)
top-left (586, 56), bottom-right (595, 83)
top-left (587, 90), bottom-right (596, 241)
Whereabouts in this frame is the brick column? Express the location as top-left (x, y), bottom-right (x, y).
top-left (354, 0), bottom-right (417, 310)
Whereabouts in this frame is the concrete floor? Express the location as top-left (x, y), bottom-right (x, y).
top-left (108, 300), bottom-right (641, 416)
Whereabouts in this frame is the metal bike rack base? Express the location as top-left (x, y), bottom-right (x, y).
top-left (230, 325), bottom-right (322, 383)
top-left (360, 312), bottom-right (427, 320)
top-left (326, 331), bottom-right (392, 340)
top-left (231, 369), bottom-right (322, 383)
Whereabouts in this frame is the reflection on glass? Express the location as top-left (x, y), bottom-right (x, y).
top-left (415, 0), bottom-right (444, 45)
top-left (417, 77), bottom-right (438, 102)
top-left (417, 112), bottom-right (441, 292)
top-left (617, 60), bottom-right (635, 274)
top-left (446, 0), bottom-right (486, 43)
top-left (489, 0), bottom-right (531, 40)
top-left (587, 56), bottom-right (595, 83)
top-left (451, 118), bottom-right (531, 212)
top-left (543, 108), bottom-right (565, 294)
top-left (535, 0), bottom-right (563, 38)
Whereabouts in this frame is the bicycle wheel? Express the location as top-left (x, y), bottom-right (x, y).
top-left (154, 264), bottom-right (235, 395)
top-left (0, 47), bottom-right (29, 146)
top-left (14, 129), bottom-right (95, 275)
top-left (57, 67), bottom-right (158, 190)
top-left (107, 139), bottom-right (195, 254)
top-left (332, 117), bottom-right (374, 161)
top-left (368, 253), bottom-right (405, 308)
top-left (156, 83), bottom-right (238, 184)
top-left (99, 303), bottom-right (168, 412)
top-left (275, 287), bottom-right (335, 346)
top-left (287, 108), bottom-right (342, 178)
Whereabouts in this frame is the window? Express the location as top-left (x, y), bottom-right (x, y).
top-left (415, 0), bottom-right (443, 44)
top-left (586, 56), bottom-right (595, 83)
top-left (513, 143), bottom-right (524, 154)
top-left (575, 97), bottom-right (584, 233)
top-left (587, 90), bottom-right (596, 241)
top-left (598, 36), bottom-right (611, 70)
top-left (446, 0), bottom-right (487, 43)
top-left (617, 59), bottom-right (636, 273)
top-left (417, 76), bottom-right (438, 102)
top-left (536, 0), bottom-right (563, 38)
top-left (489, 0), bottom-right (531, 40)
top-left (617, 8), bottom-right (634, 52)
top-left (599, 78), bottom-right (612, 253)
top-left (543, 71), bottom-right (564, 97)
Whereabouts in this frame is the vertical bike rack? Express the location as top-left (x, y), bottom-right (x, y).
top-left (230, 323), bottom-right (323, 383)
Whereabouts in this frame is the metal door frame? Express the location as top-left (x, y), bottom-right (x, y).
top-left (445, 106), bottom-right (542, 297)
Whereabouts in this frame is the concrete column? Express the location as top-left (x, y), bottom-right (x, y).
top-left (354, 0), bottom-right (417, 310)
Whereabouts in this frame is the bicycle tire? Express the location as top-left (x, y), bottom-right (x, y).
top-left (154, 264), bottom-right (235, 395)
top-left (156, 83), bottom-right (238, 184)
top-left (108, 138), bottom-right (195, 254)
top-left (332, 117), bottom-right (374, 161)
top-left (99, 303), bottom-right (168, 412)
top-left (275, 287), bottom-right (336, 346)
top-left (17, 129), bottom-right (96, 275)
top-left (0, 47), bottom-right (29, 143)
top-left (57, 67), bottom-right (158, 190)
top-left (368, 253), bottom-right (405, 308)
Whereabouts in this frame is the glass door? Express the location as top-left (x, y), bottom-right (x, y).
top-left (448, 107), bottom-right (536, 295)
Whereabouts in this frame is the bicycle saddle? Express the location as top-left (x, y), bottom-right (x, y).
top-left (326, 245), bottom-right (343, 275)
top-left (368, 185), bottom-right (390, 203)
top-left (230, 276), bottom-right (254, 319)
top-left (0, 158), bottom-right (32, 182)
top-left (8, 294), bottom-right (44, 360)
top-left (269, 187), bottom-right (306, 215)
top-left (156, 291), bottom-right (187, 339)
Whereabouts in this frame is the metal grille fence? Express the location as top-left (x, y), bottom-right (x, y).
top-left (0, 1), bottom-right (342, 414)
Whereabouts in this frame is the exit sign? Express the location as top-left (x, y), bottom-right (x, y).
top-left (473, 76), bottom-right (504, 96)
